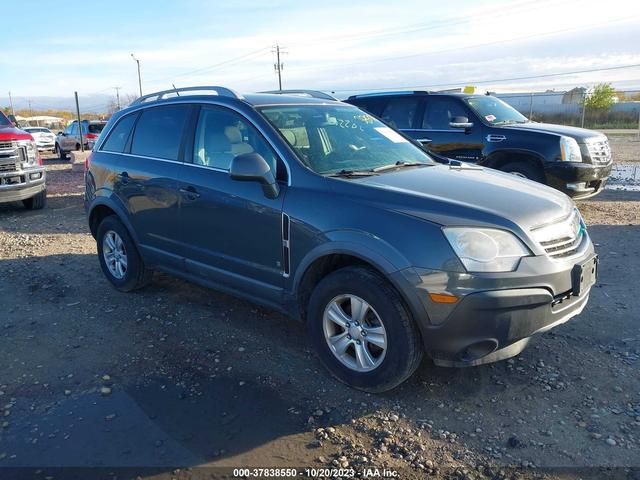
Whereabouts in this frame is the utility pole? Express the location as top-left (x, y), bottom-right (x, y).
top-left (131, 53), bottom-right (143, 97)
top-left (273, 44), bottom-right (285, 91)
top-left (74, 91), bottom-right (84, 152)
top-left (8, 91), bottom-right (15, 117)
top-left (113, 86), bottom-right (122, 110)
top-left (528, 92), bottom-right (534, 120)
top-left (28, 99), bottom-right (33, 117)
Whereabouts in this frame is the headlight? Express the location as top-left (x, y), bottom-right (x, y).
top-left (18, 139), bottom-right (38, 164)
top-left (443, 227), bottom-right (530, 272)
top-left (559, 136), bottom-right (582, 162)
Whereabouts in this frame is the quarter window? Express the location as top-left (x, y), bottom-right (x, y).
top-left (422, 97), bottom-right (470, 130)
top-left (101, 113), bottom-right (138, 153)
top-left (193, 107), bottom-right (280, 175)
top-left (379, 98), bottom-right (420, 129)
top-left (130, 105), bottom-right (190, 160)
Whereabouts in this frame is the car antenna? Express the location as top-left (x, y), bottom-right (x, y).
top-left (172, 84), bottom-right (180, 96)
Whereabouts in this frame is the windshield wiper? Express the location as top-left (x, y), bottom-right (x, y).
top-left (326, 169), bottom-right (379, 178)
top-left (372, 161), bottom-right (430, 173)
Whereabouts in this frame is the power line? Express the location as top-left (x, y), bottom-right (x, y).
top-left (144, 46), bottom-right (272, 86)
top-left (329, 63), bottom-right (640, 93)
top-left (284, 15), bottom-right (640, 77)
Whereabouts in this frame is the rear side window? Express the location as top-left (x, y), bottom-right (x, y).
top-left (89, 123), bottom-right (106, 134)
top-left (379, 97), bottom-right (420, 129)
top-left (130, 105), bottom-right (190, 160)
top-left (101, 113), bottom-right (138, 153)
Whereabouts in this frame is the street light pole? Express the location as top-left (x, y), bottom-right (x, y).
top-left (131, 54), bottom-right (142, 97)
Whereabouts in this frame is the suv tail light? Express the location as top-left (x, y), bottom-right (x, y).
top-left (85, 133), bottom-right (98, 139)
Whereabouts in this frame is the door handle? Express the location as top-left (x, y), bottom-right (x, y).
top-left (416, 138), bottom-right (432, 144)
top-left (179, 185), bottom-right (201, 199)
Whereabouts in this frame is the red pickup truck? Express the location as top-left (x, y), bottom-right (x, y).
top-left (0, 112), bottom-right (47, 209)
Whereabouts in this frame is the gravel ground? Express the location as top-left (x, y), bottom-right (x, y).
top-left (0, 157), bottom-right (639, 480)
top-left (608, 134), bottom-right (639, 163)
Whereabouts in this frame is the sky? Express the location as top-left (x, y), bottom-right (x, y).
top-left (1, 0), bottom-right (640, 112)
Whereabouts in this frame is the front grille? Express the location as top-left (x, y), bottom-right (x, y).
top-left (0, 141), bottom-right (17, 150)
top-left (0, 162), bottom-right (17, 173)
top-left (531, 210), bottom-right (585, 259)
top-left (587, 140), bottom-right (611, 165)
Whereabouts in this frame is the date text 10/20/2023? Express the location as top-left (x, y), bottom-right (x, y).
top-left (232, 467), bottom-right (400, 478)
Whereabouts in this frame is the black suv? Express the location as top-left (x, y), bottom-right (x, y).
top-left (346, 91), bottom-right (612, 198)
top-left (85, 87), bottom-right (597, 392)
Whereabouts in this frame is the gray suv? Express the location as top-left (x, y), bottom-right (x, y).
top-left (85, 86), bottom-right (597, 392)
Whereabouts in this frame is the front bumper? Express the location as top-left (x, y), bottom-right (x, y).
top-left (36, 142), bottom-right (55, 151)
top-left (544, 161), bottom-right (612, 199)
top-left (393, 242), bottom-right (596, 367)
top-left (0, 166), bottom-right (46, 203)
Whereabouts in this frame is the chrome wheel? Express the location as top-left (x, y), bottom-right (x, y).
top-left (322, 294), bottom-right (387, 372)
top-left (102, 230), bottom-right (128, 279)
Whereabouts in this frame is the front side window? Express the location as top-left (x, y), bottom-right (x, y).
top-left (465, 96), bottom-right (528, 125)
top-left (69, 123), bottom-right (78, 135)
top-left (193, 106), bottom-right (279, 174)
top-left (130, 105), bottom-right (190, 160)
top-left (422, 97), bottom-right (470, 130)
top-left (101, 113), bottom-right (138, 153)
top-left (259, 104), bottom-right (434, 175)
top-left (379, 97), bottom-right (420, 129)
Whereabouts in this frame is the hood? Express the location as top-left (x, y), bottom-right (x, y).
top-left (354, 164), bottom-right (573, 232)
top-left (0, 125), bottom-right (33, 141)
top-left (501, 122), bottom-right (604, 143)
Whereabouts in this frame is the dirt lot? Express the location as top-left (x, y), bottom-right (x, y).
top-left (608, 134), bottom-right (639, 163)
top-left (0, 157), bottom-right (639, 480)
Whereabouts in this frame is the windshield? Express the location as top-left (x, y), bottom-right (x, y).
top-left (0, 112), bottom-right (11, 126)
top-left (26, 128), bottom-right (50, 133)
top-left (465, 96), bottom-right (528, 125)
top-left (258, 104), bottom-right (434, 175)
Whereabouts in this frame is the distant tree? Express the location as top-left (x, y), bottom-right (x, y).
top-left (584, 83), bottom-right (616, 110)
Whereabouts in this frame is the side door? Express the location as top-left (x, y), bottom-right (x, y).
top-left (62, 123), bottom-right (76, 150)
top-left (177, 105), bottom-right (286, 304)
top-left (112, 104), bottom-right (192, 270)
top-left (404, 96), bottom-right (484, 163)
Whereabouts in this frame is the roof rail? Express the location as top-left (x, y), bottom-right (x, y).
top-left (347, 90), bottom-right (430, 100)
top-left (259, 89), bottom-right (339, 101)
top-left (130, 86), bottom-right (244, 105)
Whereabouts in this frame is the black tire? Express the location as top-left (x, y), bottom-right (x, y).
top-left (307, 266), bottom-right (423, 392)
top-left (96, 215), bottom-right (152, 292)
top-left (56, 143), bottom-right (66, 160)
top-left (501, 161), bottom-right (545, 183)
top-left (22, 189), bottom-right (47, 210)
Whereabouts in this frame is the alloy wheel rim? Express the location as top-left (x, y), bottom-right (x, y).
top-left (102, 230), bottom-right (128, 279)
top-left (322, 294), bottom-right (387, 372)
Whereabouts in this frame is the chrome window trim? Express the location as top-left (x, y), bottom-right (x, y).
top-left (402, 128), bottom-right (467, 134)
top-left (97, 99), bottom-right (293, 186)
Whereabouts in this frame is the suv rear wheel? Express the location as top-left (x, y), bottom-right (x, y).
top-left (307, 266), bottom-right (423, 392)
top-left (96, 215), bottom-right (152, 292)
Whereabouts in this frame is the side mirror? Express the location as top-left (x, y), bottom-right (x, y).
top-left (229, 152), bottom-right (280, 199)
top-left (449, 116), bottom-right (473, 129)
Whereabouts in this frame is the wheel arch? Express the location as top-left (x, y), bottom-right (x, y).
top-left (88, 197), bottom-right (139, 247)
top-left (484, 148), bottom-right (546, 174)
top-left (291, 237), bottom-right (415, 323)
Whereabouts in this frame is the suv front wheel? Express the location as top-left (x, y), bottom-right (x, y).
top-left (307, 266), bottom-right (423, 392)
top-left (96, 215), bottom-right (152, 292)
